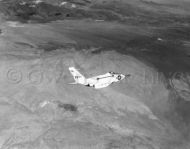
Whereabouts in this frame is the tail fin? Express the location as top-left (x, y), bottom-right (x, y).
top-left (69, 67), bottom-right (86, 85)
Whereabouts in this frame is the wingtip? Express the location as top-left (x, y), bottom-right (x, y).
top-left (69, 67), bottom-right (74, 70)
top-left (68, 67), bottom-right (80, 71)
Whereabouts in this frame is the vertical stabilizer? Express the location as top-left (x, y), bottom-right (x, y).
top-left (69, 67), bottom-right (86, 85)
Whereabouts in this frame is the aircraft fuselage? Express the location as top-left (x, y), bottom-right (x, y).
top-left (69, 67), bottom-right (127, 89)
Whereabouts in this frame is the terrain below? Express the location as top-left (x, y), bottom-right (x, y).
top-left (0, 0), bottom-right (190, 149)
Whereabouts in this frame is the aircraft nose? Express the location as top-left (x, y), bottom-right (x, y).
top-left (120, 74), bottom-right (125, 80)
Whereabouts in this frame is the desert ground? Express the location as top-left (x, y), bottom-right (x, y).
top-left (0, 0), bottom-right (190, 149)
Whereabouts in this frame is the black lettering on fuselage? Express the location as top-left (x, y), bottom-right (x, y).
top-left (96, 75), bottom-right (114, 80)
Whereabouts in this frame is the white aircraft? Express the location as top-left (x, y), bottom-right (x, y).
top-left (68, 67), bottom-right (130, 89)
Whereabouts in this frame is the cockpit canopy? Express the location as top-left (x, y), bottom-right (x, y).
top-left (109, 71), bottom-right (115, 74)
top-left (109, 71), bottom-right (120, 75)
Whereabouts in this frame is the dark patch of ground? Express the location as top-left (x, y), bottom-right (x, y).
top-left (0, 0), bottom-right (190, 26)
top-left (90, 0), bottom-right (190, 26)
top-left (123, 33), bottom-right (190, 76)
top-left (0, 1), bottom-right (120, 23)
top-left (57, 103), bottom-right (78, 112)
top-left (15, 42), bottom-right (35, 48)
top-left (38, 42), bottom-right (76, 52)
